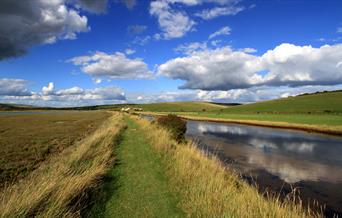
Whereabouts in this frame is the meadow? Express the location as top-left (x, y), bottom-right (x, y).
top-left (0, 112), bottom-right (125, 217)
top-left (0, 111), bottom-right (110, 186)
top-left (139, 91), bottom-right (342, 135)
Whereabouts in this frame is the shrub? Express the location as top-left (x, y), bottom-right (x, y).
top-left (157, 114), bottom-right (187, 143)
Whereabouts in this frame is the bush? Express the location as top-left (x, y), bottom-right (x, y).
top-left (157, 114), bottom-right (187, 143)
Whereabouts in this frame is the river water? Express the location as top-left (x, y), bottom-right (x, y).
top-left (185, 120), bottom-right (342, 217)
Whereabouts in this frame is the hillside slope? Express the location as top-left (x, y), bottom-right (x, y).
top-left (135, 102), bottom-right (227, 112)
top-left (222, 91), bottom-right (342, 114)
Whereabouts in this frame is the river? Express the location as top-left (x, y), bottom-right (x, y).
top-left (186, 120), bottom-right (342, 217)
top-left (143, 115), bottom-right (342, 217)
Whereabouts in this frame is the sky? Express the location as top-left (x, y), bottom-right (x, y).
top-left (0, 0), bottom-right (342, 107)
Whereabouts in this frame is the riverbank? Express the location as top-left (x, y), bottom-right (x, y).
top-left (132, 115), bottom-right (319, 217)
top-left (139, 112), bottom-right (342, 136)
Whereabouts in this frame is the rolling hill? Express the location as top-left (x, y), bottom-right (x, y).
top-left (221, 90), bottom-right (342, 114)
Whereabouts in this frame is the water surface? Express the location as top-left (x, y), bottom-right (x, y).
top-left (186, 120), bottom-right (342, 217)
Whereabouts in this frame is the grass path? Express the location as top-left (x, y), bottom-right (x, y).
top-left (90, 117), bottom-right (183, 218)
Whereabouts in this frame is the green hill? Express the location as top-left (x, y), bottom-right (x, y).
top-left (221, 90), bottom-right (342, 114)
top-left (135, 102), bottom-right (227, 112)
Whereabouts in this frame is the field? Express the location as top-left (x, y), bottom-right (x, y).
top-left (220, 91), bottom-right (342, 114)
top-left (0, 110), bottom-right (320, 217)
top-left (0, 111), bottom-right (111, 185)
top-left (139, 91), bottom-right (342, 134)
top-left (0, 112), bottom-right (124, 217)
top-left (134, 101), bottom-right (227, 112)
top-left (0, 91), bottom-right (340, 217)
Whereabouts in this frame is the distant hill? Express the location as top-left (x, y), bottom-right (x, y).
top-left (0, 103), bottom-right (40, 111)
top-left (221, 90), bottom-right (342, 114)
top-left (134, 102), bottom-right (228, 112)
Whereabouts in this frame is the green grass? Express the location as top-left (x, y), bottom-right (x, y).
top-left (89, 117), bottom-right (183, 218)
top-left (176, 112), bottom-right (342, 126)
top-left (141, 91), bottom-right (342, 127)
top-left (135, 101), bottom-right (227, 112)
top-left (221, 91), bottom-right (342, 114)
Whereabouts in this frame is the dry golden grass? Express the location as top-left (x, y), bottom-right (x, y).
top-left (0, 113), bottom-right (124, 218)
top-left (0, 111), bottom-right (111, 185)
top-left (134, 116), bottom-right (322, 218)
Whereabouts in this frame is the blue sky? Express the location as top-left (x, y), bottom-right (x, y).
top-left (0, 0), bottom-right (342, 106)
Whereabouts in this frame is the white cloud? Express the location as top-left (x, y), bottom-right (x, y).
top-left (0, 0), bottom-right (89, 60)
top-left (69, 51), bottom-right (153, 82)
top-left (132, 35), bottom-right (151, 46)
top-left (0, 79), bottom-right (33, 96)
top-left (42, 82), bottom-right (55, 95)
top-left (195, 5), bottom-right (244, 20)
top-left (158, 43), bottom-right (342, 90)
top-left (239, 47), bottom-right (257, 53)
top-left (261, 43), bottom-right (342, 87)
top-left (158, 46), bottom-right (263, 90)
top-left (125, 48), bottom-right (136, 55)
top-left (149, 0), bottom-right (243, 39)
top-left (174, 42), bottom-right (208, 54)
top-left (1, 80), bottom-right (126, 107)
top-left (150, 0), bottom-right (195, 39)
top-left (209, 26), bottom-right (231, 39)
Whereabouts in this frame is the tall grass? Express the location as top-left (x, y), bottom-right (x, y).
top-left (0, 113), bottom-right (124, 217)
top-left (134, 116), bottom-right (321, 218)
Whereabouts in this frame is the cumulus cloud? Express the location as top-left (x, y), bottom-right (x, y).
top-left (261, 43), bottom-right (342, 87)
top-left (158, 43), bottom-right (342, 90)
top-left (158, 46), bottom-right (263, 90)
top-left (150, 0), bottom-right (195, 39)
top-left (42, 82), bottom-right (55, 95)
top-left (0, 78), bottom-right (33, 96)
top-left (1, 80), bottom-right (126, 107)
top-left (69, 51), bottom-right (153, 81)
top-left (209, 26), bottom-right (231, 39)
top-left (0, 0), bottom-right (89, 60)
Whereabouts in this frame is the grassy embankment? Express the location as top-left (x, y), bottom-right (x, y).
top-left (140, 91), bottom-right (342, 135)
top-left (131, 116), bottom-right (320, 217)
top-left (89, 118), bottom-right (183, 217)
top-left (0, 113), bottom-right (125, 217)
top-left (0, 111), bottom-right (111, 186)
